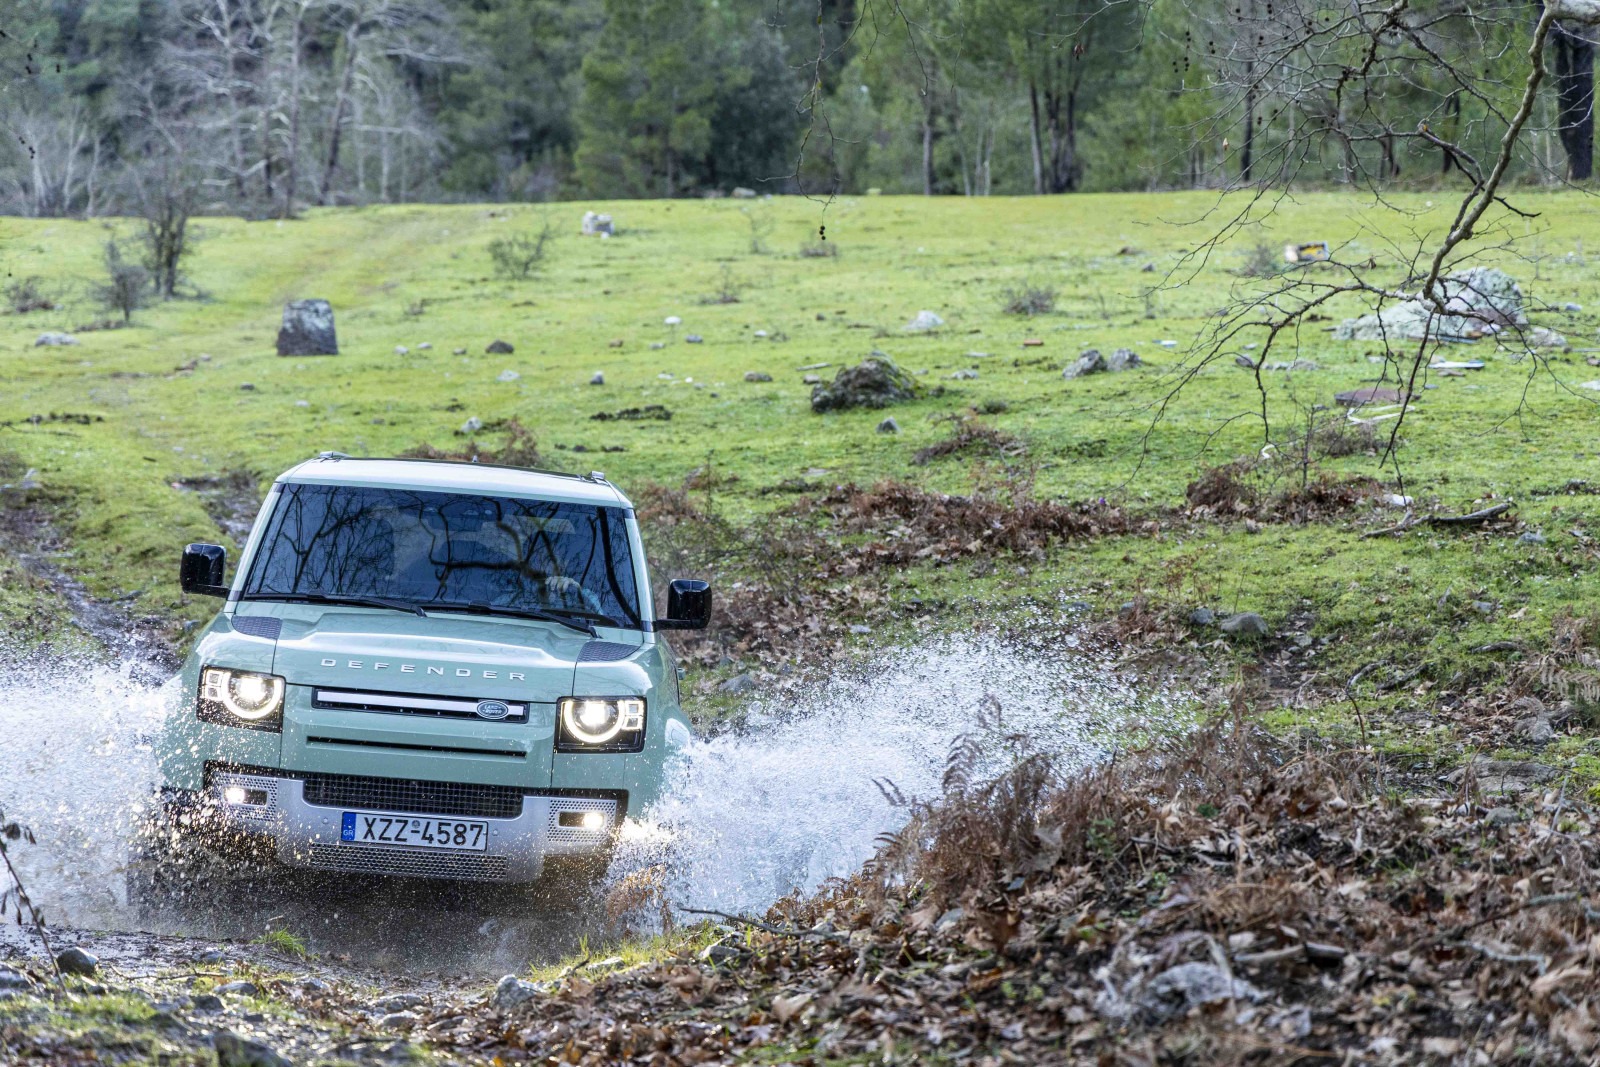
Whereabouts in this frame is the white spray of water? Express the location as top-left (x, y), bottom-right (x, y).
top-left (612, 630), bottom-right (1174, 918)
top-left (0, 631), bottom-right (1173, 956)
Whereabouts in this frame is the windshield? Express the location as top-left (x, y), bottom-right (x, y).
top-left (242, 483), bottom-right (642, 628)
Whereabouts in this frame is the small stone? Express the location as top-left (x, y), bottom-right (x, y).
top-left (459, 416), bottom-right (483, 434)
top-left (1519, 532), bottom-right (1546, 545)
top-left (1484, 806), bottom-right (1521, 826)
top-left (0, 965), bottom-right (33, 990)
top-left (214, 980), bottom-right (259, 996)
top-left (590, 372), bottom-right (605, 385)
top-left (196, 950), bottom-right (227, 965)
top-left (754, 330), bottom-right (769, 338)
top-left (876, 417), bottom-right (899, 434)
top-left (1188, 608), bottom-right (1215, 627)
top-left (702, 943), bottom-right (742, 966)
top-left (719, 673), bottom-right (756, 694)
top-left (744, 371), bottom-right (773, 382)
top-left (294, 399), bottom-right (310, 408)
top-left (948, 369), bottom-right (977, 380)
top-left (417, 342), bottom-right (432, 350)
top-left (803, 374), bottom-right (821, 385)
top-left (190, 993), bottom-right (225, 1012)
top-left (496, 369), bottom-right (520, 382)
top-left (1132, 962), bottom-right (1264, 1024)
top-left (55, 947), bottom-right (98, 977)
top-left (650, 342), bottom-right (665, 350)
top-left (608, 338), bottom-right (623, 348)
top-left (1472, 600), bottom-right (1495, 614)
top-left (849, 624), bottom-right (872, 635)
top-left (1220, 612), bottom-right (1269, 637)
top-left (452, 347), bottom-right (466, 355)
top-left (370, 993), bottom-right (426, 1014)
top-left (664, 316), bottom-right (682, 327)
top-left (934, 908), bottom-right (964, 933)
top-left (904, 310), bottom-right (945, 331)
top-left (378, 1010), bottom-right (421, 1029)
top-left (486, 339), bottom-right (515, 355)
top-left (239, 382), bottom-right (256, 391)
top-left (1517, 716), bottom-right (1556, 744)
top-left (35, 331), bottom-right (80, 346)
top-left (685, 334), bottom-right (703, 344)
top-left (394, 345), bottom-right (409, 355)
top-left (1565, 302), bottom-right (1583, 312)
top-left (214, 1030), bottom-right (292, 1067)
top-left (581, 211), bottom-right (614, 237)
top-left (492, 974), bottom-right (540, 1011)
top-left (1104, 348), bottom-right (1142, 372)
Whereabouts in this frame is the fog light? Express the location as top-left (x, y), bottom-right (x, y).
top-left (558, 810), bottom-right (609, 830)
top-left (581, 811), bottom-right (606, 831)
top-left (221, 784), bottom-right (268, 806)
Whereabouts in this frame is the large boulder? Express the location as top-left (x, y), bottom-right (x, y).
top-left (1334, 267), bottom-right (1528, 343)
top-left (811, 355), bottom-right (921, 412)
top-left (276, 299), bottom-right (338, 356)
top-left (581, 211), bottom-right (614, 237)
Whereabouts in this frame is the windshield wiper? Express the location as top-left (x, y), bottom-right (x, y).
top-left (423, 600), bottom-right (598, 637)
top-left (242, 591), bottom-right (427, 617)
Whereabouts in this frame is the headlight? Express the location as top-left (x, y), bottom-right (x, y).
top-left (557, 697), bottom-right (645, 752)
top-left (198, 667), bottom-right (285, 731)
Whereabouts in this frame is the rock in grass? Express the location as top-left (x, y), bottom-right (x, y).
top-left (55, 947), bottom-right (98, 977)
top-left (904, 310), bottom-right (944, 331)
top-left (497, 369), bottom-right (520, 382)
top-left (492, 975), bottom-right (540, 1011)
top-left (214, 1030), bottom-right (292, 1067)
top-left (214, 980), bottom-right (258, 996)
top-left (876, 417), bottom-right (899, 434)
top-left (486, 339), bottom-right (515, 355)
top-left (1188, 608), bottom-right (1215, 627)
top-left (590, 371), bottom-right (605, 385)
top-left (1129, 962), bottom-right (1264, 1024)
top-left (1220, 612), bottom-right (1269, 637)
top-left (35, 331), bottom-right (80, 347)
top-left (811, 355), bottom-right (921, 413)
top-left (719, 673), bottom-right (756, 694)
top-left (276, 300), bottom-right (337, 356)
top-left (458, 416), bottom-right (483, 435)
top-left (743, 371), bottom-right (772, 382)
top-left (0, 965), bottom-right (33, 990)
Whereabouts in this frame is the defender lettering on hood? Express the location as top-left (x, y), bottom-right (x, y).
top-left (319, 659), bottom-right (528, 680)
top-left (159, 456), bottom-right (712, 885)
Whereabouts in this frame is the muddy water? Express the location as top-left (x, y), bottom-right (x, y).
top-left (0, 631), bottom-right (1171, 976)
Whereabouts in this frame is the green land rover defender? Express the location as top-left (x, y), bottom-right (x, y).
top-left (153, 453), bottom-right (710, 882)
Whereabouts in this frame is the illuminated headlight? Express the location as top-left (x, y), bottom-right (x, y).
top-left (198, 667), bottom-right (286, 731)
top-left (557, 697), bottom-right (645, 752)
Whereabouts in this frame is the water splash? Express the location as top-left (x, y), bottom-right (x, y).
top-left (0, 629), bottom-right (1174, 969)
top-left (612, 630), bottom-right (1175, 919)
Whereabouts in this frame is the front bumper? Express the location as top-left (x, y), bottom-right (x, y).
top-left (190, 766), bottom-right (621, 882)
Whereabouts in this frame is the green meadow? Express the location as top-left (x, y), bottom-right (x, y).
top-left (1, 191), bottom-right (1597, 751)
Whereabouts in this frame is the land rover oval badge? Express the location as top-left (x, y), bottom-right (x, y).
top-left (475, 699), bottom-right (512, 721)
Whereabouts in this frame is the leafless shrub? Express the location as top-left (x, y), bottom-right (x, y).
top-left (93, 240), bottom-right (149, 324)
top-left (5, 276), bottom-right (55, 314)
top-left (488, 216), bottom-right (556, 279)
top-left (911, 417), bottom-right (1025, 466)
top-left (1000, 281), bottom-right (1056, 316)
top-left (798, 241), bottom-right (837, 258)
top-left (400, 417), bottom-right (542, 468)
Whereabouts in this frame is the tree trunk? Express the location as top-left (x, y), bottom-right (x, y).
top-left (1028, 81), bottom-right (1044, 195)
top-left (320, 13), bottom-right (366, 204)
top-left (281, 3), bottom-right (306, 218)
top-left (1553, 20), bottom-right (1596, 181)
top-left (922, 94), bottom-right (935, 196)
top-left (1241, 82), bottom-right (1256, 181)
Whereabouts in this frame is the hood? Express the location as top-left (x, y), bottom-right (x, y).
top-left (235, 604), bottom-right (629, 704)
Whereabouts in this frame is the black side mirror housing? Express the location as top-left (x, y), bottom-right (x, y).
top-left (658, 578), bottom-right (712, 630)
top-left (180, 543), bottom-right (230, 598)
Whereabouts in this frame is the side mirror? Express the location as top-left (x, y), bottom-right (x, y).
top-left (658, 579), bottom-right (711, 630)
top-left (180, 543), bottom-right (230, 598)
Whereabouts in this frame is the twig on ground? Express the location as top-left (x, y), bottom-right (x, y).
top-left (677, 906), bottom-right (851, 943)
top-left (1361, 502), bottom-right (1514, 538)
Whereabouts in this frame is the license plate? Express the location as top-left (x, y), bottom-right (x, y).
top-left (340, 811), bottom-right (489, 852)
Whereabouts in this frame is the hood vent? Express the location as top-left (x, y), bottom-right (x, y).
top-left (232, 615), bottom-right (283, 640)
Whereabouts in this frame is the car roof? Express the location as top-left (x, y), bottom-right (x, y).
top-left (276, 455), bottom-right (633, 508)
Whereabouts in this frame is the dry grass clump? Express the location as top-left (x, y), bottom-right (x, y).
top-left (400, 417), bottom-right (543, 468)
top-left (910, 417), bottom-right (1025, 467)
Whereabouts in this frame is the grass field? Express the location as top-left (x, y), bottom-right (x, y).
top-left (2, 190), bottom-right (1598, 758)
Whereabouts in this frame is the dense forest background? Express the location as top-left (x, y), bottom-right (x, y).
top-left (0, 0), bottom-right (1589, 216)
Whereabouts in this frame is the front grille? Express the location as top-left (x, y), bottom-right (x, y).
top-left (301, 773), bottom-right (527, 819)
top-left (304, 842), bottom-right (510, 881)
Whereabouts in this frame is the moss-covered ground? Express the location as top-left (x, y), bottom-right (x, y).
top-left (1, 190), bottom-right (1596, 762)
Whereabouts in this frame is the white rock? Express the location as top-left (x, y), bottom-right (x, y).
top-left (394, 345), bottom-right (409, 355)
top-left (459, 416), bottom-right (483, 434)
top-left (417, 342), bottom-right (432, 350)
top-left (492, 975), bottom-right (541, 1011)
top-left (590, 372), bottom-right (605, 385)
top-left (497, 369), bottom-right (520, 382)
top-left (904, 310), bottom-right (944, 331)
top-left (34, 332), bottom-right (79, 346)
top-left (664, 315), bottom-right (682, 327)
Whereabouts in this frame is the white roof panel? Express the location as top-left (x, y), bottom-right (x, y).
top-left (277, 456), bottom-right (632, 508)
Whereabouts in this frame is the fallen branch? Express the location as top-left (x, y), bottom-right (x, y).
top-left (1361, 502), bottom-right (1514, 538)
